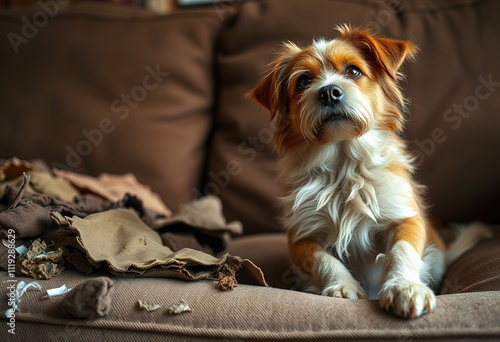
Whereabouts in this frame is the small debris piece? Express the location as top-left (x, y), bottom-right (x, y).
top-left (15, 245), bottom-right (28, 256)
top-left (217, 272), bottom-right (238, 291)
top-left (167, 300), bottom-right (192, 315)
top-left (216, 255), bottom-right (243, 291)
top-left (138, 299), bottom-right (161, 312)
top-left (41, 284), bottom-right (71, 300)
top-left (18, 239), bottom-right (64, 279)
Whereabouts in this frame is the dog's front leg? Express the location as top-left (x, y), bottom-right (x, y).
top-left (379, 216), bottom-right (436, 319)
top-left (288, 231), bottom-right (367, 299)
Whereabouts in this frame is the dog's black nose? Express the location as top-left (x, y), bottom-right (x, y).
top-left (318, 85), bottom-right (344, 106)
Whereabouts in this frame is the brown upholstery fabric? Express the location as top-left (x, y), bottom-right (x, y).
top-left (0, 2), bottom-right (222, 214)
top-left (1, 269), bottom-right (499, 341)
top-left (209, 0), bottom-right (500, 234)
top-left (441, 230), bottom-right (500, 295)
top-left (227, 229), bottom-right (500, 294)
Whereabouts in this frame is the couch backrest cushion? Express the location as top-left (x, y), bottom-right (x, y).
top-left (0, 2), bottom-right (222, 212)
top-left (210, 0), bottom-right (500, 234)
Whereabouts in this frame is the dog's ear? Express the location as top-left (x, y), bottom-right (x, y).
top-left (337, 25), bottom-right (416, 80)
top-left (247, 68), bottom-right (279, 116)
top-left (247, 42), bottom-right (300, 120)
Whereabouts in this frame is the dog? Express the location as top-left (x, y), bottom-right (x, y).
top-left (248, 25), bottom-right (491, 319)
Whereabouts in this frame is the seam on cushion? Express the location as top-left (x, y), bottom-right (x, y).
top-left (6, 313), bottom-right (500, 340)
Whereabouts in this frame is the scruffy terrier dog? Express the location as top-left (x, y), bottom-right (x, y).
top-left (249, 25), bottom-right (490, 319)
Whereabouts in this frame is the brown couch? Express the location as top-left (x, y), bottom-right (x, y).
top-left (1, 0), bottom-right (500, 340)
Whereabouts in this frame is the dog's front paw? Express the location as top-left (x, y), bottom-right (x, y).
top-left (379, 280), bottom-right (436, 319)
top-left (322, 282), bottom-right (367, 299)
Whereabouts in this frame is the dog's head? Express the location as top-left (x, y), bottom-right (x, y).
top-left (248, 25), bottom-right (416, 153)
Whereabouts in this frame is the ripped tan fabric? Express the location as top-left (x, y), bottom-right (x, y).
top-left (54, 208), bottom-right (267, 287)
top-left (0, 158), bottom-right (268, 288)
top-left (18, 239), bottom-right (64, 279)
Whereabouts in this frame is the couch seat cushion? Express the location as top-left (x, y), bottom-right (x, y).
top-left (1, 269), bottom-right (500, 341)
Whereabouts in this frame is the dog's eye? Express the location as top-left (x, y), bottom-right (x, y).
top-left (297, 74), bottom-right (312, 91)
top-left (345, 66), bottom-right (362, 79)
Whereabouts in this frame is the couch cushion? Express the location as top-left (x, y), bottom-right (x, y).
top-left (441, 230), bottom-right (500, 295)
top-left (227, 233), bottom-right (291, 289)
top-left (1, 269), bottom-right (500, 341)
top-left (227, 228), bottom-right (500, 294)
top-left (209, 0), bottom-right (500, 234)
top-left (0, 2), bottom-right (222, 213)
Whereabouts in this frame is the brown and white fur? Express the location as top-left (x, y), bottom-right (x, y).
top-left (249, 25), bottom-right (491, 319)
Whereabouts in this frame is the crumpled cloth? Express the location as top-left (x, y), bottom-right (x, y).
top-left (0, 157), bottom-right (171, 217)
top-left (0, 157), bottom-right (80, 202)
top-left (0, 183), bottom-right (147, 240)
top-left (53, 169), bottom-right (172, 218)
top-left (18, 238), bottom-right (64, 279)
top-left (0, 159), bottom-right (160, 274)
top-left (0, 158), bottom-right (268, 288)
top-left (1, 158), bottom-right (246, 262)
top-left (54, 208), bottom-right (267, 287)
top-left (0, 158), bottom-right (240, 254)
top-left (0, 157), bottom-right (34, 182)
top-left (60, 277), bottom-right (115, 319)
top-left (155, 195), bottom-right (243, 255)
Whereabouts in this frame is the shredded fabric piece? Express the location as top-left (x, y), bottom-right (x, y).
top-left (217, 272), bottom-right (238, 291)
top-left (0, 157), bottom-right (35, 183)
top-left (18, 239), bottom-right (64, 279)
top-left (137, 299), bottom-right (161, 312)
top-left (167, 300), bottom-right (192, 315)
top-left (53, 208), bottom-right (267, 288)
top-left (53, 169), bottom-right (172, 217)
top-left (15, 245), bottom-right (28, 256)
top-left (154, 195), bottom-right (243, 255)
top-left (216, 255), bottom-right (243, 291)
top-left (6, 172), bottom-right (30, 211)
top-left (41, 284), bottom-right (71, 300)
top-left (0, 182), bottom-right (151, 240)
top-left (5, 281), bottom-right (42, 317)
top-left (0, 159), bottom-right (268, 288)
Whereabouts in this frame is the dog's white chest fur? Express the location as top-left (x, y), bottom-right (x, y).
top-left (281, 130), bottom-right (416, 259)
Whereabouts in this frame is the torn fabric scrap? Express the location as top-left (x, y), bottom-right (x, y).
top-left (18, 239), bottom-right (64, 279)
top-left (54, 208), bottom-right (267, 287)
top-left (42, 284), bottom-right (71, 299)
top-left (15, 244), bottom-right (28, 256)
top-left (138, 300), bottom-right (161, 312)
top-left (53, 169), bottom-right (172, 218)
top-left (155, 195), bottom-right (243, 255)
top-left (167, 300), bottom-right (192, 315)
top-left (0, 157), bottom-right (35, 182)
top-left (216, 255), bottom-right (243, 291)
